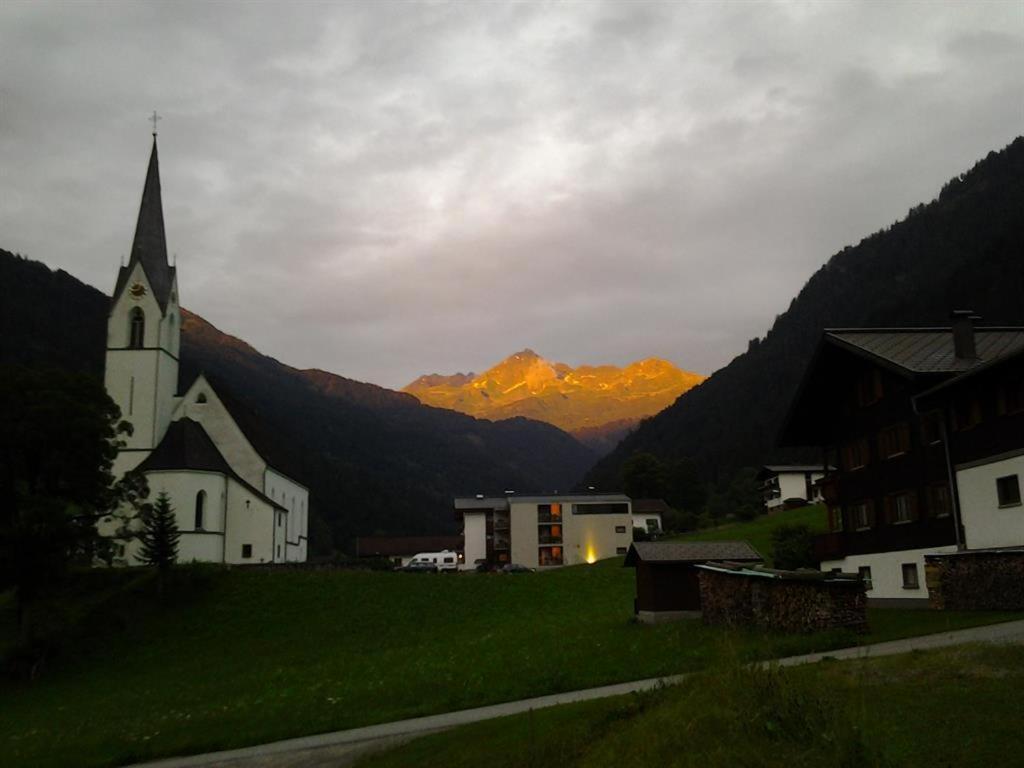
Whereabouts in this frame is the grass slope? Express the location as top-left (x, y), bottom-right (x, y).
top-left (357, 643), bottom-right (1024, 768)
top-left (674, 504), bottom-right (829, 564)
top-left (1, 564), bottom-right (1016, 768)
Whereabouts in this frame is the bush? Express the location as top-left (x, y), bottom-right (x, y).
top-left (771, 524), bottom-right (817, 570)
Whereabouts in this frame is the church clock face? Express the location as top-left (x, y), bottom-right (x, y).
top-left (129, 282), bottom-right (147, 299)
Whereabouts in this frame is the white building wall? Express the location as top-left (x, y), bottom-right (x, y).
top-left (224, 479), bottom-right (277, 565)
top-left (957, 454), bottom-right (1024, 550)
top-left (144, 470), bottom-right (228, 563)
top-left (822, 545), bottom-right (957, 600)
top-left (632, 513), bottom-right (662, 533)
top-left (265, 468), bottom-right (309, 562)
top-left (767, 472), bottom-right (824, 510)
top-left (509, 501), bottom-right (540, 568)
top-left (563, 502), bottom-right (633, 565)
top-left (462, 511), bottom-right (487, 569)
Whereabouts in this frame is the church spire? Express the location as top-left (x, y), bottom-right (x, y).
top-left (113, 136), bottom-right (176, 312)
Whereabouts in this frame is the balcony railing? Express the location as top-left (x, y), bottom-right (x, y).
top-left (537, 512), bottom-right (562, 523)
top-left (493, 538), bottom-right (510, 550)
top-left (539, 535), bottom-right (563, 545)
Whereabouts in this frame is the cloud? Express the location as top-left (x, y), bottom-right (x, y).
top-left (1, 1), bottom-right (1021, 388)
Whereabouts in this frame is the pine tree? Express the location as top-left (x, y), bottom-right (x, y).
top-left (136, 491), bottom-right (180, 588)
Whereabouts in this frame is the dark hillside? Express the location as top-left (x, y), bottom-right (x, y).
top-left (587, 137), bottom-right (1024, 488)
top-left (0, 250), bottom-right (596, 551)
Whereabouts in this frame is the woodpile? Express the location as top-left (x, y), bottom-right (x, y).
top-left (926, 550), bottom-right (1024, 611)
top-left (697, 562), bottom-right (868, 634)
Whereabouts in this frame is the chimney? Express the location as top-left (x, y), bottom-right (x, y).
top-left (951, 310), bottom-right (980, 360)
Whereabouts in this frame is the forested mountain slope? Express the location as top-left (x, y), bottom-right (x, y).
top-left (587, 137), bottom-right (1024, 489)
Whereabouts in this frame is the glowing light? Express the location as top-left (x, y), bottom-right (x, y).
top-left (585, 544), bottom-right (597, 565)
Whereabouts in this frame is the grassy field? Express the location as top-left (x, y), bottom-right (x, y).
top-left (357, 643), bottom-right (1024, 768)
top-left (0, 563), bottom-right (1017, 768)
top-left (674, 504), bottom-right (829, 564)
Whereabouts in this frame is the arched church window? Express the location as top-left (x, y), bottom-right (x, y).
top-left (129, 308), bottom-right (145, 348)
top-left (195, 490), bottom-right (206, 530)
top-left (196, 392), bottom-right (208, 404)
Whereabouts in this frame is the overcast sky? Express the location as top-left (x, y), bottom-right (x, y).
top-left (2, 2), bottom-right (1021, 389)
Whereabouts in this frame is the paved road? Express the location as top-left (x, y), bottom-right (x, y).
top-left (130, 618), bottom-right (1024, 768)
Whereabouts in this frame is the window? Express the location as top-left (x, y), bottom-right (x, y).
top-left (538, 503), bottom-right (562, 522)
top-left (878, 423), bottom-right (911, 459)
top-left (276, 545), bottom-right (281, 559)
top-left (842, 438), bottom-right (870, 470)
top-left (615, 525), bottom-right (627, 533)
top-left (443, 557), bottom-right (454, 564)
top-left (194, 490), bottom-right (206, 530)
top-left (997, 475), bottom-right (1022, 507)
top-left (858, 566), bottom-right (873, 591)
top-left (128, 307), bottom-right (145, 348)
top-left (856, 370), bottom-right (883, 406)
top-left (901, 563), bottom-right (920, 590)
top-left (850, 501), bottom-right (872, 530)
top-left (887, 492), bottom-right (915, 524)
top-left (572, 502), bottom-right (630, 515)
top-left (196, 392), bottom-right (208, 404)
top-left (646, 518), bottom-right (660, 532)
top-left (241, 544), bottom-right (252, 559)
top-left (928, 485), bottom-right (952, 518)
top-left (616, 547), bottom-right (628, 555)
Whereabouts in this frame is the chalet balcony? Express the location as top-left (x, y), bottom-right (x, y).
top-left (538, 534), bottom-right (563, 545)
top-left (493, 537), bottom-right (510, 550)
top-left (537, 512), bottom-right (562, 523)
top-left (493, 519), bottom-right (510, 531)
top-left (813, 516), bottom-right (958, 562)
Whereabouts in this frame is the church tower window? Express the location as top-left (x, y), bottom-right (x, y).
top-left (129, 307), bottom-right (145, 348)
top-left (195, 490), bottom-right (206, 530)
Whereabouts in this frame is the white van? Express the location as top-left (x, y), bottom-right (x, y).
top-left (409, 550), bottom-right (460, 572)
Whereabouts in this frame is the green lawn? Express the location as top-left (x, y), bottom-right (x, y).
top-left (357, 643), bottom-right (1024, 768)
top-left (0, 564), bottom-right (1017, 768)
top-left (673, 504), bottom-right (829, 564)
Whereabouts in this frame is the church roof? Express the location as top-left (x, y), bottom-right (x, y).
top-left (113, 137), bottom-right (177, 312)
top-left (137, 418), bottom-right (287, 511)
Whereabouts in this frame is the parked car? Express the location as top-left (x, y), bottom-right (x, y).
top-left (474, 559), bottom-right (496, 573)
top-left (398, 561), bottom-right (438, 573)
top-left (501, 563), bottom-right (535, 574)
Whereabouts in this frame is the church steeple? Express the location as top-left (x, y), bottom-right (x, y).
top-left (113, 137), bottom-right (176, 313)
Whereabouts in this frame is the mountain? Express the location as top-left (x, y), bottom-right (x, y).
top-left (587, 137), bottom-right (1024, 490)
top-left (0, 250), bottom-right (597, 552)
top-left (403, 349), bottom-right (704, 452)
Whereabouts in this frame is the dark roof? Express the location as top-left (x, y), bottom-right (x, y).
top-left (631, 498), bottom-right (672, 514)
top-left (355, 536), bottom-right (463, 558)
top-left (779, 326), bottom-right (1024, 446)
top-left (113, 137), bottom-right (176, 312)
top-left (826, 328), bottom-right (1024, 375)
top-left (915, 344), bottom-right (1024, 410)
top-left (137, 418), bottom-right (286, 511)
top-left (623, 540), bottom-right (762, 567)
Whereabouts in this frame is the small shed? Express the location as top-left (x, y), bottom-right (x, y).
top-left (696, 562), bottom-right (868, 633)
top-left (623, 541), bottom-right (762, 623)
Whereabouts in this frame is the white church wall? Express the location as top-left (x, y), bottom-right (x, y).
top-left (224, 479), bottom-right (276, 565)
top-left (175, 377), bottom-right (267, 490)
top-left (146, 470), bottom-right (229, 563)
top-left (265, 468), bottom-right (309, 562)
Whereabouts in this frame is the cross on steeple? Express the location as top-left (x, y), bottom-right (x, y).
top-left (150, 110), bottom-right (161, 136)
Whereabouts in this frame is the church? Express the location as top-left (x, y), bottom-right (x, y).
top-left (102, 135), bottom-right (309, 564)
